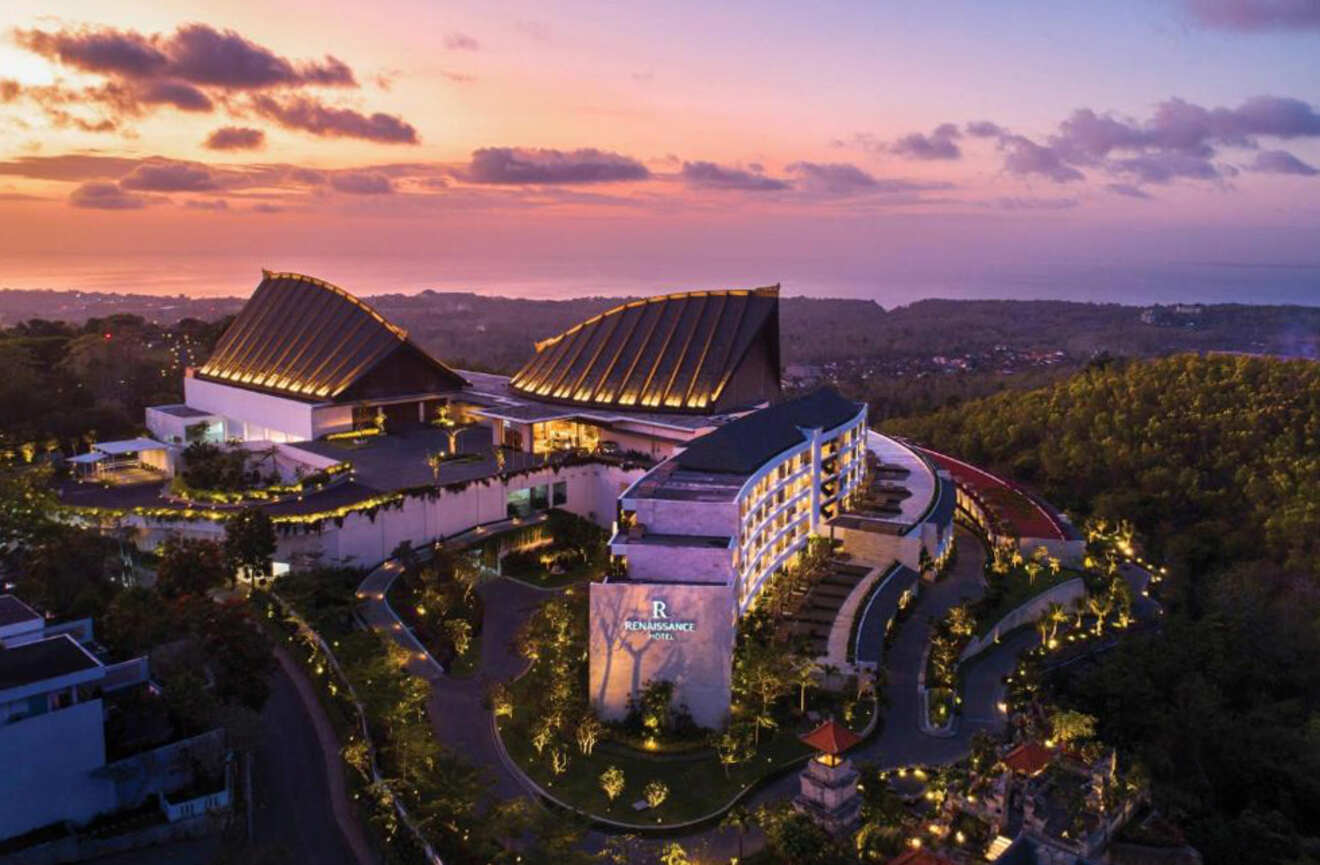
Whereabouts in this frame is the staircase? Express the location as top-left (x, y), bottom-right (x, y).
top-left (985, 834), bottom-right (1014, 860)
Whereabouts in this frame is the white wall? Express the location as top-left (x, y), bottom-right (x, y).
top-left (588, 580), bottom-right (737, 729)
top-left (0, 699), bottom-right (116, 839)
top-left (959, 577), bottom-right (1088, 662)
top-left (183, 376), bottom-right (318, 442)
top-left (98, 462), bottom-right (646, 569)
top-left (617, 542), bottom-right (734, 584)
top-left (628, 498), bottom-right (739, 536)
top-left (272, 462), bottom-right (645, 567)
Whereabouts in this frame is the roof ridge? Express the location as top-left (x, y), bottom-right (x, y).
top-left (260, 270), bottom-right (408, 342)
top-left (532, 284), bottom-right (779, 354)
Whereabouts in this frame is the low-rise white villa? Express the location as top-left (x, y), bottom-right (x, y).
top-left (0, 595), bottom-right (226, 842)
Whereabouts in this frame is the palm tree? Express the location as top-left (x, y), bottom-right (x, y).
top-left (792, 656), bottom-right (819, 713)
top-left (720, 804), bottom-right (754, 861)
top-left (1035, 614), bottom-right (1052, 648)
top-left (1087, 591), bottom-right (1113, 635)
top-left (426, 450), bottom-right (445, 484)
top-left (1045, 601), bottom-right (1068, 644)
top-left (1024, 559), bottom-right (1043, 586)
top-left (752, 708), bottom-right (777, 746)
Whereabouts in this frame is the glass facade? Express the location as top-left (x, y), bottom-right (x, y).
top-left (507, 480), bottom-right (569, 518)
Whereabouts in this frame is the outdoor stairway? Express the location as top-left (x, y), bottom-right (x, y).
top-left (785, 561), bottom-right (873, 657)
top-left (986, 834), bottom-right (1015, 860)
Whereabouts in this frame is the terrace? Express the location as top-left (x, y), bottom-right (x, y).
top-left (919, 448), bottom-right (1072, 541)
top-left (57, 424), bottom-right (540, 517)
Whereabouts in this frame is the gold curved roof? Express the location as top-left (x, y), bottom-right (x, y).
top-left (197, 271), bottom-right (465, 401)
top-left (509, 285), bottom-right (780, 413)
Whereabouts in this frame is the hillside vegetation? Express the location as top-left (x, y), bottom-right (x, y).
top-left (888, 353), bottom-right (1319, 578)
top-left (890, 354), bottom-right (1320, 864)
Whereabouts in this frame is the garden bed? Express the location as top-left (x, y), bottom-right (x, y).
top-left (973, 566), bottom-right (1080, 640)
top-left (386, 572), bottom-right (483, 675)
top-left (499, 669), bottom-right (874, 827)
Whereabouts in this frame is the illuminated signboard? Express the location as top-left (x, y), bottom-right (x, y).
top-left (623, 600), bottom-right (696, 641)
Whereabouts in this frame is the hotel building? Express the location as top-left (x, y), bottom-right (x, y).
top-left (62, 271), bottom-right (951, 725)
top-left (591, 388), bottom-right (869, 726)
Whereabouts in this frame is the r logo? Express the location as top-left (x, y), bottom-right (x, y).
top-left (651, 600), bottom-right (669, 619)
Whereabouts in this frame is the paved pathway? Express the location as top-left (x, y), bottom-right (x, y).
top-left (270, 647), bottom-right (377, 865)
top-left (357, 559), bottom-right (548, 800)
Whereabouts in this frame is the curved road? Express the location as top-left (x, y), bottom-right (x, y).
top-left (356, 526), bottom-right (1035, 860)
top-left (355, 527), bottom-right (1165, 862)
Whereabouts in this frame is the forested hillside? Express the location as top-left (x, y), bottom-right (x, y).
top-left (887, 354), bottom-right (1319, 577)
top-left (889, 354), bottom-right (1320, 864)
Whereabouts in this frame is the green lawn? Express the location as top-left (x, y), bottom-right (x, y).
top-left (974, 566), bottom-right (1080, 639)
top-left (497, 555), bottom-right (600, 589)
top-left (498, 683), bottom-right (874, 827)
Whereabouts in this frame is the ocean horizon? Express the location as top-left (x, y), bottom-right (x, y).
top-left (2, 255), bottom-right (1317, 307)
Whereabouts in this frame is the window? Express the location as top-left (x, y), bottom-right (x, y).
top-left (506, 488), bottom-right (532, 518)
top-left (531, 484), bottom-right (550, 511)
top-left (553, 481), bottom-right (568, 506)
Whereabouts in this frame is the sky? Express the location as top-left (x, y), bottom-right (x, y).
top-left (0, 0), bottom-right (1318, 305)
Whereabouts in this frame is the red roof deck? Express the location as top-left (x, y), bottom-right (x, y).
top-left (919, 448), bottom-right (1069, 541)
top-left (1002, 740), bottom-right (1055, 776)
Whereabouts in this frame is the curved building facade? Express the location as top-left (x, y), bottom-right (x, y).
top-left (590, 388), bottom-right (868, 728)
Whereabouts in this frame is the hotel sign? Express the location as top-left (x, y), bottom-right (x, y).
top-left (624, 600), bottom-right (696, 641)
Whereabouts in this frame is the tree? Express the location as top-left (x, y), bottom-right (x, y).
top-left (154, 536), bottom-right (226, 597)
top-left (224, 506), bottom-right (276, 586)
top-left (1044, 601), bottom-right (1068, 645)
top-left (792, 655), bottom-right (819, 713)
top-left (183, 598), bottom-right (275, 710)
top-left (1024, 559), bottom-right (1043, 586)
top-left (0, 464), bottom-right (56, 548)
top-left (1049, 709), bottom-right (1097, 747)
top-left (720, 804), bottom-right (754, 861)
top-left (716, 724), bottom-right (755, 777)
top-left (103, 586), bottom-right (172, 655)
top-left (576, 713), bottom-right (603, 755)
top-left (444, 618), bottom-right (473, 656)
top-left (658, 843), bottom-right (689, 865)
top-left (918, 544), bottom-right (934, 580)
top-left (946, 604), bottom-right (976, 638)
top-left (758, 804), bottom-right (842, 865)
top-left (643, 779), bottom-right (668, 809)
top-left (453, 555), bottom-right (482, 602)
top-left (162, 669), bottom-right (219, 733)
top-left (599, 765), bottom-right (625, 803)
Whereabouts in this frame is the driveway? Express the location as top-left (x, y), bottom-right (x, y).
top-left (355, 524), bottom-right (1089, 863)
top-left (251, 659), bottom-right (369, 865)
top-left (358, 559), bottom-right (550, 801)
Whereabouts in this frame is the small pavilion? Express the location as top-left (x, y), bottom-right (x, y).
top-left (794, 718), bottom-right (863, 835)
top-left (67, 438), bottom-right (175, 482)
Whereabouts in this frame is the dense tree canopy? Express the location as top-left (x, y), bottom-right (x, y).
top-left (890, 354), bottom-right (1320, 864)
top-left (889, 354), bottom-right (1320, 578)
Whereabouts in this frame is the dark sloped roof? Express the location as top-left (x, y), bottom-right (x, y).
top-left (674, 387), bottom-right (863, 475)
top-left (197, 271), bottom-right (466, 401)
top-left (509, 286), bottom-right (780, 413)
